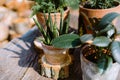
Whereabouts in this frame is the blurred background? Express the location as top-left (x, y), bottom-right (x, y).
top-left (0, 0), bottom-right (35, 48)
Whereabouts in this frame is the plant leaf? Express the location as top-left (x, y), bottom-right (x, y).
top-left (98, 12), bottom-right (120, 30)
top-left (93, 36), bottom-right (111, 47)
top-left (80, 34), bottom-right (93, 43)
top-left (97, 55), bottom-right (112, 74)
top-left (51, 34), bottom-right (80, 48)
top-left (111, 41), bottom-right (120, 64)
top-left (98, 24), bottom-right (115, 37)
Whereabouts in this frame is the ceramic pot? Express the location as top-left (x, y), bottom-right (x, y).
top-left (36, 7), bottom-right (70, 29)
top-left (80, 45), bottom-right (120, 80)
top-left (42, 43), bottom-right (69, 65)
top-left (79, 2), bottom-right (120, 33)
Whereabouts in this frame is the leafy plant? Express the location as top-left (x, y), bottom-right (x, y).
top-left (80, 0), bottom-right (119, 9)
top-left (51, 12), bottom-right (120, 73)
top-left (33, 11), bottom-right (70, 45)
top-left (30, 0), bottom-right (80, 16)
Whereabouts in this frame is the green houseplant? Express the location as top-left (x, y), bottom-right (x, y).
top-left (33, 11), bottom-right (73, 79)
top-left (33, 11), bottom-right (70, 63)
top-left (30, 0), bottom-right (80, 28)
top-left (51, 12), bottom-right (120, 80)
top-left (31, 0), bottom-right (80, 16)
top-left (79, 0), bottom-right (120, 33)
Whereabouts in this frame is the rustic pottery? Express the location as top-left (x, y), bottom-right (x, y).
top-left (41, 43), bottom-right (69, 65)
top-left (36, 7), bottom-right (70, 28)
top-left (34, 37), bottom-right (70, 65)
top-left (79, 2), bottom-right (120, 33)
top-left (80, 45), bottom-right (120, 80)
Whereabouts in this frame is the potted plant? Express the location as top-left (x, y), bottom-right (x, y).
top-left (30, 0), bottom-right (79, 28)
top-left (33, 11), bottom-right (74, 79)
top-left (33, 10), bottom-right (71, 64)
top-left (79, 0), bottom-right (120, 33)
top-left (51, 12), bottom-right (120, 80)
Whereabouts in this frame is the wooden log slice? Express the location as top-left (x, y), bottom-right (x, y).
top-left (39, 55), bottom-right (72, 80)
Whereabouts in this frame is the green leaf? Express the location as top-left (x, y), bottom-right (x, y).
top-left (80, 34), bottom-right (93, 43)
top-left (98, 24), bottom-right (115, 37)
top-left (111, 41), bottom-right (120, 64)
top-left (97, 55), bottom-right (112, 74)
top-left (93, 36), bottom-right (111, 47)
top-left (51, 34), bottom-right (80, 48)
top-left (98, 12), bottom-right (120, 30)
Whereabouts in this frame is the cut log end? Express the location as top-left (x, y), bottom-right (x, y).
top-left (39, 55), bottom-right (72, 80)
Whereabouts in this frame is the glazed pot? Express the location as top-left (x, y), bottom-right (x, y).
top-left (42, 43), bottom-right (69, 65)
top-left (80, 45), bottom-right (120, 80)
top-left (36, 7), bottom-right (70, 29)
top-left (79, 2), bottom-right (120, 33)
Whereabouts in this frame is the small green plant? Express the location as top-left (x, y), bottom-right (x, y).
top-left (51, 12), bottom-right (120, 73)
top-left (33, 11), bottom-right (70, 45)
top-left (80, 0), bottom-right (119, 9)
top-left (31, 0), bottom-right (80, 16)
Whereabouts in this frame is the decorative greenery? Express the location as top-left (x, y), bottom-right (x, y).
top-left (80, 0), bottom-right (119, 9)
top-left (33, 11), bottom-right (70, 45)
top-left (52, 12), bottom-right (120, 73)
top-left (31, 0), bottom-right (80, 16)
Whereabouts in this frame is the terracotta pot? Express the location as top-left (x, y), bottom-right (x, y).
top-left (36, 7), bottom-right (70, 29)
top-left (80, 45), bottom-right (120, 80)
top-left (79, 3), bottom-right (120, 33)
top-left (41, 43), bottom-right (69, 65)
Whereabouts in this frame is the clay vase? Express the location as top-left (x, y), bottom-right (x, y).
top-left (36, 7), bottom-right (70, 29)
top-left (80, 45), bottom-right (120, 80)
top-left (41, 43), bottom-right (69, 65)
top-left (79, 2), bottom-right (120, 33)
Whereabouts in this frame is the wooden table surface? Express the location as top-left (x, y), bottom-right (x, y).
top-left (0, 10), bottom-right (120, 80)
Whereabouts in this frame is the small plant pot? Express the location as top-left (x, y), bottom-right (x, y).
top-left (42, 43), bottom-right (69, 65)
top-left (80, 44), bottom-right (120, 80)
top-left (79, 2), bottom-right (120, 33)
top-left (36, 7), bottom-right (70, 29)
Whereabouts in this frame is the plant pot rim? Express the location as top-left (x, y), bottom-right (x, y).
top-left (36, 7), bottom-right (70, 16)
top-left (80, 44), bottom-right (119, 65)
top-left (80, 44), bottom-right (94, 64)
top-left (79, 2), bottom-right (120, 11)
top-left (41, 42), bottom-right (67, 50)
top-left (34, 37), bottom-right (66, 50)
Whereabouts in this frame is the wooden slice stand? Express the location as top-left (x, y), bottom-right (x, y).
top-left (39, 55), bottom-right (72, 80)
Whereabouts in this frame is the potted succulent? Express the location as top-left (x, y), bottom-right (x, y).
top-left (33, 11), bottom-right (70, 64)
top-left (33, 11), bottom-right (73, 79)
top-left (79, 0), bottom-right (120, 33)
top-left (51, 12), bottom-right (120, 80)
top-left (30, 0), bottom-right (79, 28)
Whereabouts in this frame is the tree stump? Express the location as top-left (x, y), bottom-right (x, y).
top-left (39, 55), bottom-right (72, 80)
